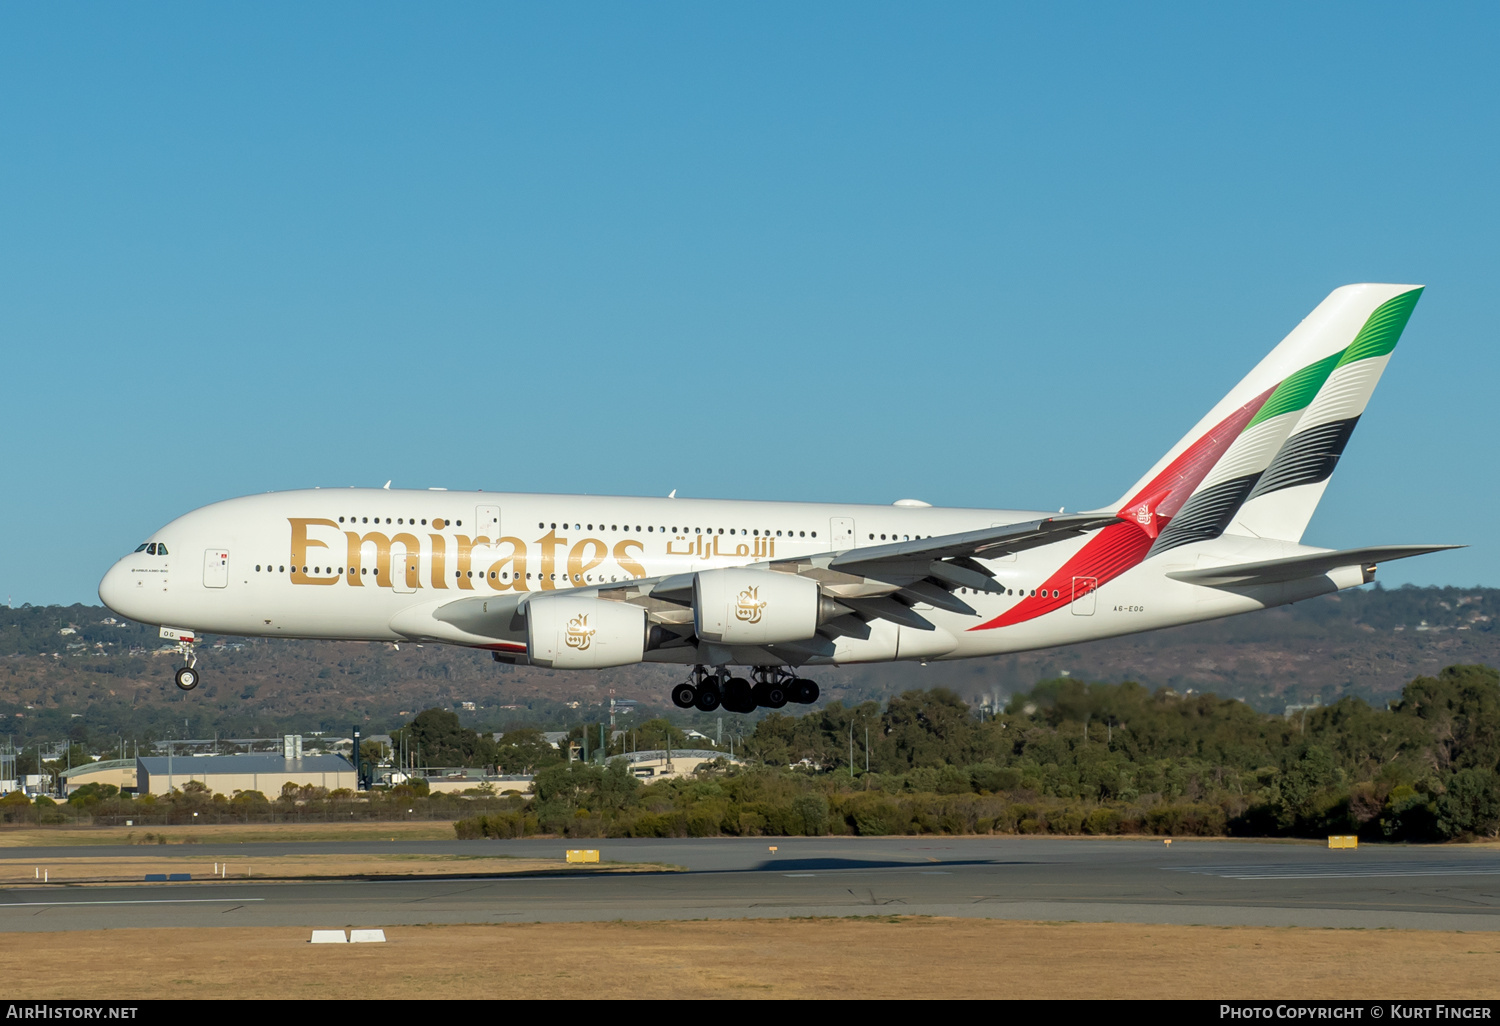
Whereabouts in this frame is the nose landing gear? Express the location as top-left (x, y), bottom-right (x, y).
top-left (173, 637), bottom-right (201, 691)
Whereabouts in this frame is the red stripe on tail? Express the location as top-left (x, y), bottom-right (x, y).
top-left (970, 386), bottom-right (1273, 631)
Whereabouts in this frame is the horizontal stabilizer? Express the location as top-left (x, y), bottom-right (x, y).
top-left (1166, 544), bottom-right (1464, 587)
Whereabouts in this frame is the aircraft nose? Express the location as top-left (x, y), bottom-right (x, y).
top-left (99, 558), bottom-right (144, 620)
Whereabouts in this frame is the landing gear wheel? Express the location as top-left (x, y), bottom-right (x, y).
top-left (174, 666), bottom-right (200, 691)
top-left (762, 680), bottom-right (790, 709)
top-left (793, 678), bottom-right (819, 704)
top-left (723, 677), bottom-right (755, 714)
top-left (671, 683), bottom-right (697, 709)
top-left (693, 676), bottom-right (722, 712)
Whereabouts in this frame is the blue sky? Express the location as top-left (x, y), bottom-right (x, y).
top-left (2, 3), bottom-right (1496, 605)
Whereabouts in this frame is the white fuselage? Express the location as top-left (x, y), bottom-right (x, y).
top-left (98, 487), bottom-right (1358, 667)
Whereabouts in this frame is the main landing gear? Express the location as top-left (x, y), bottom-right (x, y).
top-left (173, 639), bottom-right (200, 691)
top-left (671, 666), bottom-right (820, 714)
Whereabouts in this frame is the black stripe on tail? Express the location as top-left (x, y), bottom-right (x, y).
top-left (1148, 475), bottom-right (1260, 558)
top-left (1245, 417), bottom-right (1360, 500)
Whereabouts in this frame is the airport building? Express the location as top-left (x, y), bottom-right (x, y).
top-left (135, 753), bottom-right (356, 797)
top-left (61, 759), bottom-right (137, 795)
top-left (615, 749), bottom-right (738, 780)
top-left (415, 771), bottom-right (535, 796)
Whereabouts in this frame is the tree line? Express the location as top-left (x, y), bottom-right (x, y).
top-left (7, 663), bottom-right (1498, 841)
top-left (457, 664), bottom-right (1500, 841)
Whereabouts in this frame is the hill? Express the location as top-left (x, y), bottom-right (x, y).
top-left (0, 584), bottom-right (1494, 743)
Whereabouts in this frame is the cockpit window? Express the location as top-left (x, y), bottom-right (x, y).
top-left (134, 544), bottom-right (149, 553)
top-left (147, 544), bottom-right (157, 555)
top-left (156, 544), bottom-right (168, 555)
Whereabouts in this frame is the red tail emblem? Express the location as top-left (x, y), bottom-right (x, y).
top-left (1119, 487), bottom-right (1172, 539)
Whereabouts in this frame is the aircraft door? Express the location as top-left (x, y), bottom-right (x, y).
top-left (476, 504), bottom-right (501, 540)
top-left (1071, 576), bottom-right (1098, 615)
top-left (392, 548), bottom-right (419, 594)
top-left (203, 549), bottom-right (229, 589)
top-left (830, 517), bottom-right (855, 550)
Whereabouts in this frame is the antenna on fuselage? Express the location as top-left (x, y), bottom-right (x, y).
top-left (668, 489), bottom-right (677, 498)
top-left (383, 481), bottom-right (392, 490)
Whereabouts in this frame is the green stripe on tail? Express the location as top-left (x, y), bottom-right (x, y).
top-left (1336, 288), bottom-right (1423, 368)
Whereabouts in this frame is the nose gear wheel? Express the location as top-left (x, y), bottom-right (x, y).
top-left (173, 639), bottom-right (201, 691)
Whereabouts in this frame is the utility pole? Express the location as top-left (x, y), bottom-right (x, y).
top-left (849, 722), bottom-right (854, 778)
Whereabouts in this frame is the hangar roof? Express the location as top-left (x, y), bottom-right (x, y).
top-left (61, 759), bottom-right (136, 779)
top-left (136, 754), bottom-right (354, 775)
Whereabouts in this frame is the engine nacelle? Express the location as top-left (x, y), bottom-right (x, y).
top-left (526, 596), bottom-right (647, 669)
top-left (694, 568), bottom-right (825, 646)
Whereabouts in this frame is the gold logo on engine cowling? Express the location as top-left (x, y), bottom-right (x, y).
top-left (564, 614), bottom-right (595, 651)
top-left (735, 586), bottom-right (766, 624)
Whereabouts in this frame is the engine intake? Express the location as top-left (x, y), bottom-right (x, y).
top-left (526, 596), bottom-right (647, 669)
top-left (694, 568), bottom-right (833, 646)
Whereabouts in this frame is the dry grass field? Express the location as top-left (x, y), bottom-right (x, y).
top-left (4, 918), bottom-right (1498, 1000)
top-left (0, 821), bottom-right (457, 847)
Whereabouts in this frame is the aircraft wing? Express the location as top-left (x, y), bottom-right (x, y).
top-left (823, 514), bottom-right (1121, 574)
top-left (605, 512), bottom-right (1119, 634)
top-left (413, 513), bottom-right (1121, 649)
top-left (1165, 544), bottom-right (1464, 587)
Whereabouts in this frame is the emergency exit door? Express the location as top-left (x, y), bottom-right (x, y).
top-left (830, 517), bottom-right (855, 550)
top-left (476, 504), bottom-right (501, 540)
top-left (203, 549), bottom-right (229, 589)
top-left (1071, 576), bottom-right (1098, 615)
top-left (393, 550), bottom-right (419, 594)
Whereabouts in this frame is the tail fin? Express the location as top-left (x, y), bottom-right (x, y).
top-left (1106, 284), bottom-right (1423, 553)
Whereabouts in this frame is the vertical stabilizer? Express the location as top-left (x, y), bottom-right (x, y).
top-left (1230, 287), bottom-right (1422, 541)
top-left (1103, 284), bottom-right (1422, 555)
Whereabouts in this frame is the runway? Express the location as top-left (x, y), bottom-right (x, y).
top-left (4, 837), bottom-right (1500, 933)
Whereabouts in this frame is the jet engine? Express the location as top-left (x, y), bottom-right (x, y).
top-left (693, 568), bottom-right (841, 646)
top-left (526, 596), bottom-right (647, 669)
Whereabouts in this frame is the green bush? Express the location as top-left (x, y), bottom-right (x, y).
top-left (1083, 807), bottom-right (1123, 835)
top-left (846, 797), bottom-right (905, 836)
top-left (1049, 806), bottom-right (1085, 835)
top-left (792, 793), bottom-right (829, 836)
top-left (1437, 769), bottom-right (1500, 839)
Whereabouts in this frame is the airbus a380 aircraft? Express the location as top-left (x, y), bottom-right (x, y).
top-left (100, 283), bottom-right (1459, 715)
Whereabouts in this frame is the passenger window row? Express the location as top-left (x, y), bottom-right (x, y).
top-left (250, 563), bottom-right (632, 586)
top-left (538, 522), bottom-right (817, 539)
top-left (957, 586), bottom-right (1059, 599)
top-left (338, 516), bottom-right (461, 528)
